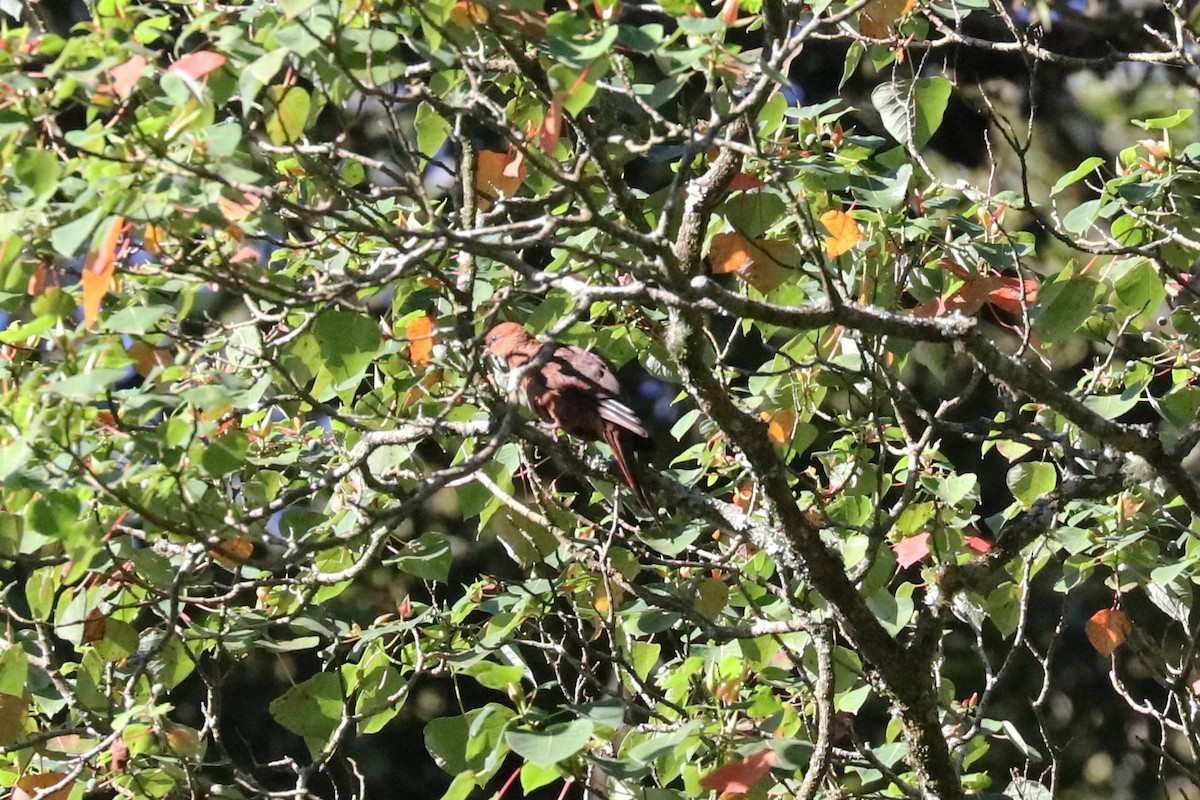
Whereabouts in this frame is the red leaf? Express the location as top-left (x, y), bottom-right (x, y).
top-left (168, 50), bottom-right (226, 80)
top-left (106, 55), bottom-right (148, 97)
top-left (727, 173), bottom-right (765, 193)
top-left (1086, 608), bottom-right (1131, 656)
top-left (699, 748), bottom-right (776, 794)
top-left (892, 532), bottom-right (931, 569)
top-left (965, 535), bottom-right (992, 554)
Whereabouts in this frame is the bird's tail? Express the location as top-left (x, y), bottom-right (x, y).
top-left (603, 426), bottom-right (656, 516)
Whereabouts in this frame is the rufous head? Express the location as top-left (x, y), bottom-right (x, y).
top-left (485, 322), bottom-right (534, 358)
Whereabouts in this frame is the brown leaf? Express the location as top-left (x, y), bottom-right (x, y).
top-left (699, 748), bottom-right (776, 794)
top-left (1086, 608), bottom-right (1132, 656)
top-left (82, 609), bottom-right (107, 643)
top-left (475, 148), bottom-right (527, 210)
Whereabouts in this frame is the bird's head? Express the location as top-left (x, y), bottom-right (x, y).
top-left (485, 321), bottom-right (534, 359)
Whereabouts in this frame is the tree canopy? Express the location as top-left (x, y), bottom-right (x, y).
top-left (3, 0), bottom-right (1200, 798)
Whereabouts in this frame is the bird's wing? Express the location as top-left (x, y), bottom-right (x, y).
top-left (541, 346), bottom-right (648, 439)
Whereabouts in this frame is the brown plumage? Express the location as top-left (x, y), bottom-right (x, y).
top-left (486, 322), bottom-right (653, 512)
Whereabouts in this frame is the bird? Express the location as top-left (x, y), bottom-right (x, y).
top-left (485, 321), bottom-right (653, 512)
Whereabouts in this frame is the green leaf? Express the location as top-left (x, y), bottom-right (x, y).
top-left (425, 705), bottom-right (513, 776)
top-left (1112, 260), bottom-right (1165, 324)
top-left (28, 491), bottom-right (82, 539)
top-left (506, 720), bottom-right (594, 767)
top-left (51, 207), bottom-right (105, 257)
top-left (840, 41), bottom-right (865, 91)
top-left (44, 368), bottom-right (129, 401)
top-left (279, 0), bottom-right (319, 16)
top-left (463, 660), bottom-right (525, 691)
top-left (871, 77), bottom-right (951, 149)
top-left (14, 149), bottom-right (62, 205)
top-left (1132, 109), bottom-right (1193, 129)
top-left (1006, 462), bottom-right (1057, 508)
top-left (0, 641), bottom-right (27, 697)
top-left (1050, 157), bottom-right (1104, 196)
top-left (390, 532), bottom-right (452, 581)
top-left (850, 164), bottom-right (912, 209)
top-left (265, 85), bottom-right (312, 145)
top-left (1032, 275), bottom-right (1099, 343)
top-left (269, 672), bottom-right (344, 753)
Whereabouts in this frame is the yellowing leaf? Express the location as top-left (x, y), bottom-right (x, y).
top-left (82, 216), bottom-right (125, 329)
top-left (265, 86), bottom-right (312, 145)
top-left (820, 209), bottom-right (861, 257)
top-left (1086, 608), bottom-right (1131, 656)
top-left (406, 314), bottom-right (437, 367)
top-left (860, 0), bottom-right (915, 37)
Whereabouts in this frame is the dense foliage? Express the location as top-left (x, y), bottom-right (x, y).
top-left (3, 0), bottom-right (1200, 798)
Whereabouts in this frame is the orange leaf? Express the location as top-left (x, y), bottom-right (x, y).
top-left (475, 148), bottom-right (527, 210)
top-left (211, 536), bottom-right (255, 569)
top-left (720, 0), bottom-right (740, 24)
top-left (709, 232), bottom-right (798, 291)
top-left (106, 55), bottom-right (148, 98)
top-left (218, 193), bottom-right (261, 223)
top-left (699, 748), bottom-right (776, 794)
top-left (892, 532), bottom-right (931, 569)
top-left (14, 774), bottom-right (73, 800)
top-left (407, 314), bottom-right (437, 367)
top-left (540, 95), bottom-right (563, 155)
top-left (1086, 608), bottom-right (1131, 656)
top-left (763, 409), bottom-right (797, 446)
top-left (168, 50), bottom-right (227, 80)
top-left (860, 0), bottom-right (916, 37)
top-left (449, 1), bottom-right (488, 28)
top-left (82, 216), bottom-right (126, 329)
top-left (820, 209), bottom-right (861, 258)
top-left (710, 231), bottom-right (753, 275)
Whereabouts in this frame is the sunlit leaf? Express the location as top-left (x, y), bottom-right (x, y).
top-left (820, 209), bottom-right (862, 257)
top-left (1086, 608), bottom-right (1131, 656)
